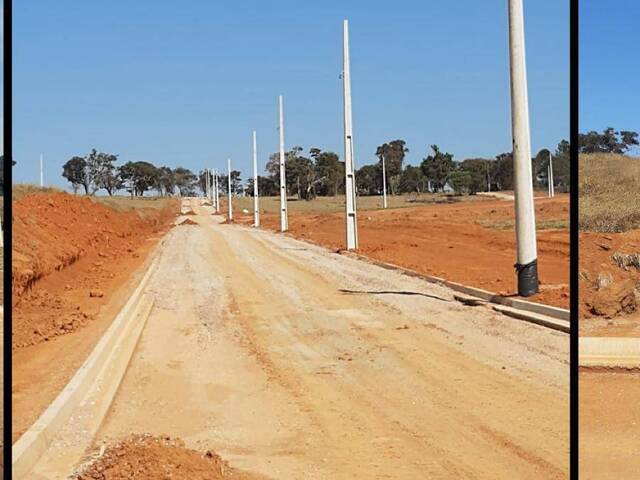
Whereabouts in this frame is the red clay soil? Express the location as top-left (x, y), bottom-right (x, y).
top-left (12, 193), bottom-right (177, 443)
top-left (75, 435), bottom-right (265, 480)
top-left (234, 195), bottom-right (569, 309)
top-left (12, 193), bottom-right (177, 349)
top-left (579, 230), bottom-right (640, 334)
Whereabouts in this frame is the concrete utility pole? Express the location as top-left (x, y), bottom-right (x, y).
top-left (227, 159), bottom-right (233, 221)
top-left (549, 151), bottom-right (555, 197)
top-left (215, 169), bottom-right (220, 213)
top-left (40, 154), bottom-right (44, 187)
top-left (508, 0), bottom-right (538, 297)
top-left (278, 95), bottom-right (288, 232)
top-left (253, 130), bottom-right (260, 227)
top-left (342, 19), bottom-right (358, 250)
top-left (381, 156), bottom-right (388, 209)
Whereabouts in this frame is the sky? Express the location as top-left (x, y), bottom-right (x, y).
top-left (13, 0), bottom-right (568, 189)
top-left (579, 1), bottom-right (639, 141)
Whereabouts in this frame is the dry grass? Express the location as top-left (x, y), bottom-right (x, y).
top-left (226, 192), bottom-right (485, 215)
top-left (91, 195), bottom-right (178, 213)
top-left (12, 184), bottom-right (64, 201)
top-left (476, 218), bottom-right (569, 231)
top-left (579, 153), bottom-right (640, 232)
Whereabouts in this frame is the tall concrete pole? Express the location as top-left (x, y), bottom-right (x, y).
top-left (508, 0), bottom-right (538, 297)
top-left (227, 159), bottom-right (233, 221)
top-left (278, 95), bottom-right (288, 232)
top-left (40, 153), bottom-right (44, 187)
top-left (547, 164), bottom-right (551, 198)
top-left (253, 130), bottom-right (260, 227)
top-left (381, 156), bottom-right (388, 209)
top-left (215, 169), bottom-right (220, 213)
top-left (342, 19), bottom-right (358, 250)
top-left (549, 151), bottom-right (555, 197)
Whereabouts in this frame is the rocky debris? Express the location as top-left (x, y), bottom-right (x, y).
top-left (612, 252), bottom-right (640, 271)
top-left (177, 218), bottom-right (198, 226)
top-left (589, 279), bottom-right (638, 318)
top-left (89, 290), bottom-right (104, 298)
top-left (596, 271), bottom-right (614, 290)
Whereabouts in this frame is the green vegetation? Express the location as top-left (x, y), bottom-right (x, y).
top-left (60, 138), bottom-right (570, 199)
top-left (579, 153), bottom-right (640, 232)
top-left (578, 127), bottom-right (638, 154)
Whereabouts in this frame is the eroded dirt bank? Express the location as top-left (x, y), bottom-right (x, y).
top-left (233, 195), bottom-right (569, 309)
top-left (12, 192), bottom-right (177, 442)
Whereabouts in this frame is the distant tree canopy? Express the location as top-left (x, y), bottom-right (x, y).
top-left (61, 150), bottom-right (194, 197)
top-left (60, 138), bottom-right (570, 198)
top-left (579, 127), bottom-right (639, 154)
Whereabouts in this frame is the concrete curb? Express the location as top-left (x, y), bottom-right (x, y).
top-left (12, 255), bottom-right (159, 479)
top-left (342, 252), bottom-right (570, 327)
top-left (579, 337), bottom-right (640, 369)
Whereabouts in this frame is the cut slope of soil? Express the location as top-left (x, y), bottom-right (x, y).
top-left (75, 435), bottom-right (264, 480)
top-left (12, 193), bottom-right (177, 349)
top-left (233, 195), bottom-right (569, 309)
top-left (579, 230), bottom-right (640, 334)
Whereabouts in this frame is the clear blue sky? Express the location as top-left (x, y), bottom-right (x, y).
top-left (13, 0), bottom-right (568, 189)
top-left (580, 1), bottom-right (639, 140)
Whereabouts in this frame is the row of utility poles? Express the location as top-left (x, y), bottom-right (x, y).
top-left (204, 1), bottom-right (539, 297)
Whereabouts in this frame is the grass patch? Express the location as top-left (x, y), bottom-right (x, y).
top-left (579, 153), bottom-right (640, 232)
top-left (229, 193), bottom-right (482, 214)
top-left (13, 184), bottom-right (64, 201)
top-left (90, 195), bottom-right (178, 213)
top-left (476, 218), bottom-right (569, 231)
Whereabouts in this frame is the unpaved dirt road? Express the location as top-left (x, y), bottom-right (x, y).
top-left (580, 370), bottom-right (640, 479)
top-left (85, 200), bottom-right (568, 479)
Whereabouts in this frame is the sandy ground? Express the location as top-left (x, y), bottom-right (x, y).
top-left (232, 194), bottom-right (569, 309)
top-left (579, 371), bottom-right (640, 479)
top-left (63, 200), bottom-right (572, 479)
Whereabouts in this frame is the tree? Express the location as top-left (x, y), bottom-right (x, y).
top-left (420, 145), bottom-right (454, 192)
top-left (310, 148), bottom-right (344, 196)
top-left (375, 140), bottom-right (408, 195)
top-left (354, 164), bottom-right (378, 195)
top-left (398, 165), bottom-right (427, 193)
top-left (62, 156), bottom-right (89, 194)
top-left (119, 161), bottom-right (159, 197)
top-left (85, 149), bottom-right (119, 195)
top-left (448, 169), bottom-right (472, 195)
top-left (459, 158), bottom-right (493, 194)
top-left (156, 166), bottom-right (176, 196)
top-left (174, 167), bottom-right (197, 196)
top-left (579, 127), bottom-right (639, 154)
top-left (494, 152), bottom-right (513, 190)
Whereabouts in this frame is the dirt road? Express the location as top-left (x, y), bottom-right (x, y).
top-left (74, 200), bottom-right (568, 479)
top-left (580, 371), bottom-right (640, 479)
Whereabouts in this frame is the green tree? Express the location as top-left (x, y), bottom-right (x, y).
top-left (62, 156), bottom-right (89, 194)
top-left (119, 161), bottom-right (159, 197)
top-left (85, 149), bottom-right (119, 195)
top-left (494, 152), bottom-right (513, 190)
top-left (448, 169), bottom-right (472, 195)
top-left (156, 166), bottom-right (176, 196)
top-left (174, 167), bottom-right (197, 196)
top-left (398, 165), bottom-right (426, 193)
top-left (310, 148), bottom-right (344, 196)
top-left (375, 140), bottom-right (408, 195)
top-left (459, 158), bottom-right (493, 194)
top-left (355, 164), bottom-right (380, 195)
top-left (579, 127), bottom-right (638, 154)
top-left (420, 145), bottom-right (454, 192)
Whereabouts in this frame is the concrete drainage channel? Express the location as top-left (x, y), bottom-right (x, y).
top-left (342, 251), bottom-right (571, 334)
top-left (579, 337), bottom-right (640, 369)
top-left (11, 253), bottom-right (160, 479)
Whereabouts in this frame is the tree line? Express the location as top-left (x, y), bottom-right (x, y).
top-left (61, 139), bottom-right (570, 197)
top-left (578, 127), bottom-right (639, 154)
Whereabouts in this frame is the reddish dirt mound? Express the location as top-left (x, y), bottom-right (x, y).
top-left (235, 195), bottom-right (569, 308)
top-left (75, 435), bottom-right (263, 480)
top-left (177, 217), bottom-right (198, 226)
top-left (579, 230), bottom-right (640, 331)
top-left (12, 193), bottom-right (177, 349)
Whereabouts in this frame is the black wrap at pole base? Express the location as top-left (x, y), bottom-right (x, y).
top-left (515, 259), bottom-right (539, 297)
